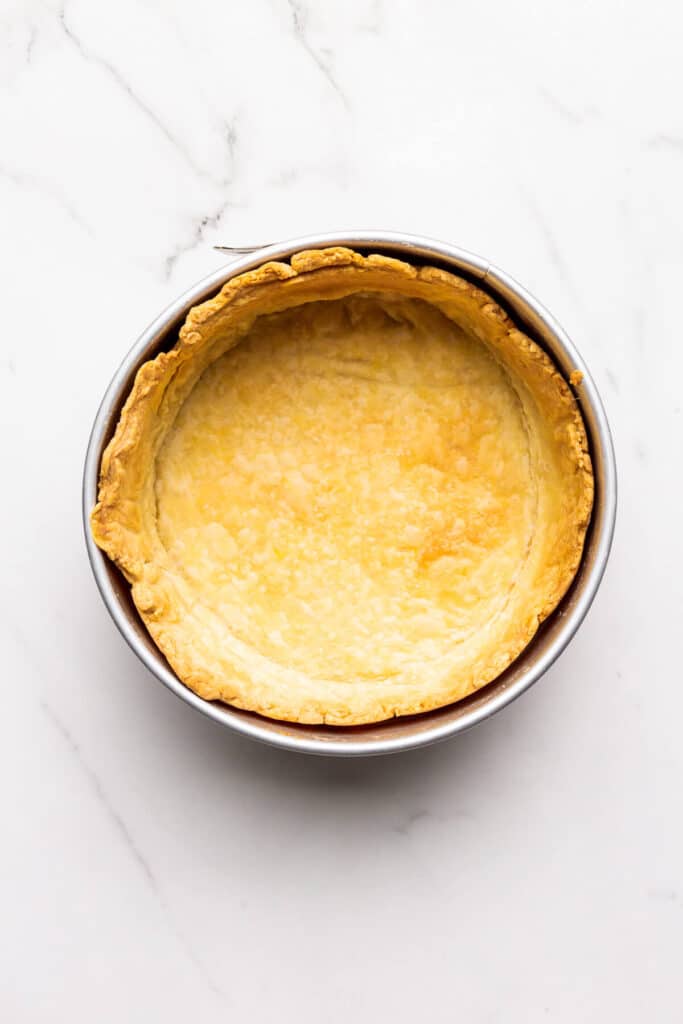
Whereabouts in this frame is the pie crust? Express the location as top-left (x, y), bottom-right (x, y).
top-left (91, 248), bottom-right (593, 725)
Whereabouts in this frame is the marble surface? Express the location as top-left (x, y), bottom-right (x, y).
top-left (2, 1), bottom-right (682, 1019)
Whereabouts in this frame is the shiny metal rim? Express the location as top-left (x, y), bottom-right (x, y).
top-left (83, 231), bottom-right (617, 756)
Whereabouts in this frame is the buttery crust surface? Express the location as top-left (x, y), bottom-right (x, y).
top-left (91, 248), bottom-right (593, 725)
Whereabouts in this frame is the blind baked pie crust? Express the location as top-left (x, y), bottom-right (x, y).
top-left (91, 248), bottom-right (593, 725)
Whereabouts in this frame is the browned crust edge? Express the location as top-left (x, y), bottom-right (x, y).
top-left (91, 247), bottom-right (594, 725)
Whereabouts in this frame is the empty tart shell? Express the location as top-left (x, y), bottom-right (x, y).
top-left (91, 248), bottom-right (593, 725)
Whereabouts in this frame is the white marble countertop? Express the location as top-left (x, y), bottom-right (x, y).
top-left (2, 1), bottom-right (682, 1019)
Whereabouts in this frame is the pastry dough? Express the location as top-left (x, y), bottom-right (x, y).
top-left (91, 248), bottom-right (593, 725)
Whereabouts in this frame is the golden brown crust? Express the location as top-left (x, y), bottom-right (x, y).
top-left (91, 248), bottom-right (593, 725)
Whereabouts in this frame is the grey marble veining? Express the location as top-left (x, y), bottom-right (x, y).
top-left (1, 1), bottom-right (682, 1020)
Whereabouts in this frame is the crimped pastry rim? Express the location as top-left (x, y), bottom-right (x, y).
top-left (90, 247), bottom-right (594, 725)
